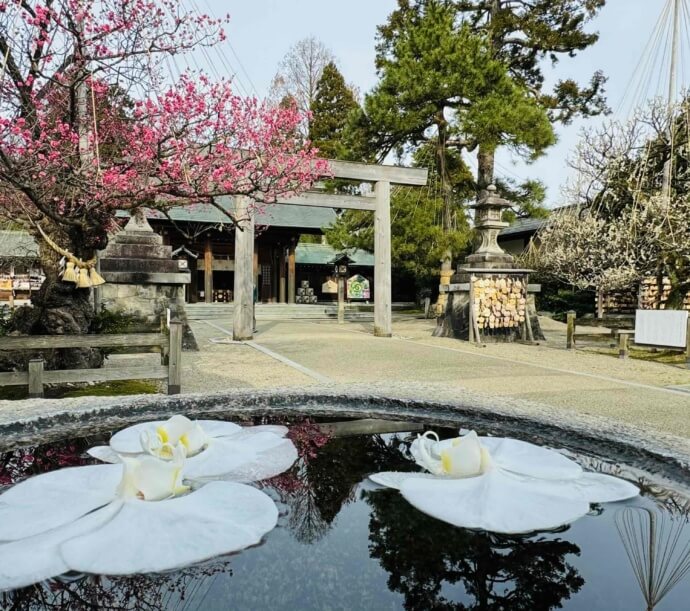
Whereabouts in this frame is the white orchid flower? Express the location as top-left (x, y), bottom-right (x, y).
top-left (0, 454), bottom-right (278, 591)
top-left (370, 431), bottom-right (639, 534)
top-left (117, 444), bottom-right (189, 501)
top-left (139, 415), bottom-right (209, 459)
top-left (413, 431), bottom-right (491, 477)
top-left (88, 417), bottom-right (298, 483)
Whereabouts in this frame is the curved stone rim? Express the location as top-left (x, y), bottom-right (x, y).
top-left (1, 385), bottom-right (688, 495)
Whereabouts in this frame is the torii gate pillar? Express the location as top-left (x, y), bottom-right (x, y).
top-left (233, 196), bottom-right (255, 341)
top-left (374, 180), bottom-right (392, 337)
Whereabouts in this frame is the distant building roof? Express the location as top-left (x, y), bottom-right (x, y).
top-left (0, 230), bottom-right (39, 260)
top-left (296, 243), bottom-right (374, 267)
top-left (498, 217), bottom-right (548, 238)
top-left (120, 197), bottom-right (338, 231)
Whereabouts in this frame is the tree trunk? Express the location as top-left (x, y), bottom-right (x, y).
top-left (477, 146), bottom-right (495, 192)
top-left (435, 119), bottom-right (454, 315)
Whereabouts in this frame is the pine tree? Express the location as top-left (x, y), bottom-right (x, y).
top-left (378, 0), bottom-right (608, 188)
top-left (309, 63), bottom-right (359, 160)
top-left (354, 0), bottom-right (554, 298)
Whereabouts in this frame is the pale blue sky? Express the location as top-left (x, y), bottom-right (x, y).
top-left (204, 1), bottom-right (679, 206)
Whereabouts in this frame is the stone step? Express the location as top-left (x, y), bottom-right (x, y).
top-left (184, 303), bottom-right (377, 321)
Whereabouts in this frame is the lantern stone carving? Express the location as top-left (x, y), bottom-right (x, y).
top-left (465, 185), bottom-right (514, 269)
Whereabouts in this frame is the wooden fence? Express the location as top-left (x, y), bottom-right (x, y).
top-left (0, 320), bottom-right (182, 397)
top-left (566, 310), bottom-right (690, 365)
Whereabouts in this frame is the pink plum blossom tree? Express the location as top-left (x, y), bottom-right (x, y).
top-left (0, 0), bottom-right (328, 346)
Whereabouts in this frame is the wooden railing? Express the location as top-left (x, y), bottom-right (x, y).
top-left (566, 310), bottom-right (690, 364)
top-left (0, 320), bottom-right (182, 397)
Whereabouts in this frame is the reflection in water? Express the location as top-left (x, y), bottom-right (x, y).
top-left (365, 489), bottom-right (584, 610)
top-left (270, 431), bottom-right (409, 543)
top-left (616, 507), bottom-right (690, 611)
top-left (0, 560), bottom-right (232, 610)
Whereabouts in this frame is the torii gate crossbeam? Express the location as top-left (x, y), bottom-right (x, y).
top-left (233, 160), bottom-right (428, 341)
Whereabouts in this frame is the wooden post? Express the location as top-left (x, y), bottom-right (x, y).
top-left (524, 279), bottom-right (535, 343)
top-left (566, 310), bottom-right (576, 350)
top-left (337, 275), bottom-right (345, 324)
top-left (167, 319), bottom-right (182, 395)
top-left (287, 241), bottom-right (296, 304)
top-left (596, 290), bottom-right (604, 319)
top-left (233, 196), bottom-right (255, 340)
top-left (28, 358), bottom-right (44, 398)
top-left (374, 180), bottom-right (392, 337)
top-left (204, 236), bottom-right (213, 304)
top-left (618, 332), bottom-right (629, 360)
top-left (279, 246), bottom-right (287, 303)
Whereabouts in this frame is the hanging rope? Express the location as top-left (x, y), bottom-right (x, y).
top-left (34, 223), bottom-right (105, 288)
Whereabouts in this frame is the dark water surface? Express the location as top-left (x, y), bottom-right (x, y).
top-left (1, 421), bottom-right (689, 611)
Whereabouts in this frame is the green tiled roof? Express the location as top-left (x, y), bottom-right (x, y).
top-left (0, 230), bottom-right (39, 259)
top-left (296, 243), bottom-right (374, 267)
top-left (499, 217), bottom-right (547, 238)
top-left (121, 197), bottom-right (338, 231)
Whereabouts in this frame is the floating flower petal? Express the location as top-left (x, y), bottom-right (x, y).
top-left (0, 464), bottom-right (122, 541)
top-left (400, 470), bottom-right (591, 534)
top-left (108, 419), bottom-right (242, 455)
top-left (0, 501), bottom-right (123, 592)
top-left (92, 419), bottom-right (297, 483)
top-left (60, 482), bottom-right (278, 575)
top-left (371, 431), bottom-right (639, 534)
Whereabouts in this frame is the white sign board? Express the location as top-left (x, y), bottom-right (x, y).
top-left (634, 309), bottom-right (688, 348)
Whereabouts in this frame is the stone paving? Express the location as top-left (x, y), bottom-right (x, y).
top-left (182, 315), bottom-right (690, 440)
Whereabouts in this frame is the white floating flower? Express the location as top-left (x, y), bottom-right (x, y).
top-left (0, 451), bottom-right (278, 591)
top-left (88, 416), bottom-right (298, 483)
top-left (0, 416), bottom-right (301, 592)
top-left (370, 431), bottom-right (639, 534)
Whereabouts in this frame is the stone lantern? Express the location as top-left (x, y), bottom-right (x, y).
top-left (465, 185), bottom-right (514, 269)
top-left (433, 184), bottom-right (544, 343)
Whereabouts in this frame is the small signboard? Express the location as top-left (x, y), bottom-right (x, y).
top-left (347, 274), bottom-right (370, 300)
top-left (635, 309), bottom-right (688, 348)
top-left (321, 279), bottom-right (338, 294)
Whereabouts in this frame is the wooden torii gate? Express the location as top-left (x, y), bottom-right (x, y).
top-left (232, 160), bottom-right (428, 340)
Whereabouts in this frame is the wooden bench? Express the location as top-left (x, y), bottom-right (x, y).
top-left (0, 321), bottom-right (182, 397)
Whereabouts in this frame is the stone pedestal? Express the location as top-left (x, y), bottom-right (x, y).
top-left (434, 186), bottom-right (543, 342)
top-left (99, 215), bottom-right (190, 326)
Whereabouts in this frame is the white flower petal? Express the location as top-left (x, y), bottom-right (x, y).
top-left (243, 425), bottom-right (289, 437)
top-left (0, 465), bottom-right (122, 541)
top-left (87, 445), bottom-right (122, 464)
top-left (506, 471), bottom-right (639, 504)
top-left (369, 471), bottom-right (449, 490)
top-left (60, 482), bottom-right (278, 575)
top-left (184, 436), bottom-right (297, 482)
top-left (478, 437), bottom-right (582, 480)
top-left (119, 454), bottom-right (188, 501)
top-left (109, 419), bottom-right (242, 454)
top-left (110, 421), bottom-right (169, 454)
top-left (400, 470), bottom-right (591, 534)
top-left (194, 420), bottom-right (243, 438)
top-left (214, 439), bottom-right (298, 483)
top-left (0, 501), bottom-right (123, 592)
top-left (179, 423), bottom-right (208, 456)
top-left (439, 431), bottom-right (483, 477)
top-left (160, 415), bottom-right (194, 444)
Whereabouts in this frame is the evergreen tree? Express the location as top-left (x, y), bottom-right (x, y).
top-left (379, 0), bottom-right (608, 188)
top-left (351, 0), bottom-right (554, 297)
top-left (309, 63), bottom-right (359, 159)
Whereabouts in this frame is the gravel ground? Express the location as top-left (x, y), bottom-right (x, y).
top-left (2, 315), bottom-right (688, 444)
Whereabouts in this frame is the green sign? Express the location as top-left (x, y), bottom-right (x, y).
top-left (347, 274), bottom-right (370, 300)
